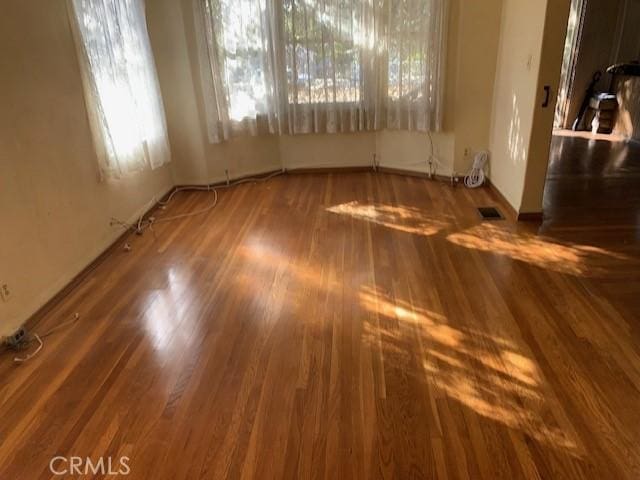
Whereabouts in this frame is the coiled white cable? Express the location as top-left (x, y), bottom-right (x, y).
top-left (464, 151), bottom-right (489, 188)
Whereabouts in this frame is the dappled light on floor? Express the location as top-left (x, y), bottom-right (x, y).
top-left (327, 201), bottom-right (450, 236)
top-left (358, 285), bottom-right (582, 455)
top-left (446, 223), bottom-right (630, 276)
top-left (6, 172), bottom-right (640, 479)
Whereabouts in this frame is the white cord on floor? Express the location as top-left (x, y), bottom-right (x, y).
top-left (158, 185), bottom-right (212, 207)
top-left (425, 130), bottom-right (451, 180)
top-left (464, 151), bottom-right (489, 188)
top-left (11, 313), bottom-right (81, 364)
top-left (14, 334), bottom-right (43, 363)
top-left (151, 189), bottom-right (219, 225)
top-left (113, 170), bottom-right (284, 235)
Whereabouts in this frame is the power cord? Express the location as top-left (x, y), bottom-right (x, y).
top-left (14, 335), bottom-right (43, 363)
top-left (426, 130), bottom-right (438, 178)
top-left (464, 151), bottom-right (489, 188)
top-left (5, 313), bottom-right (81, 364)
top-left (424, 131), bottom-right (460, 186)
top-left (111, 170), bottom-right (283, 237)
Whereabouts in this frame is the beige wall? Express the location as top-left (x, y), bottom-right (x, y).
top-left (521, 0), bottom-right (572, 213)
top-left (376, 130), bottom-right (455, 174)
top-left (0, 1), bottom-right (174, 336)
top-left (279, 133), bottom-right (376, 170)
top-left (145, 0), bottom-right (207, 184)
top-left (147, 0), bottom-right (504, 183)
top-left (489, 0), bottom-right (571, 214)
top-left (451, 0), bottom-right (504, 174)
top-left (488, 0), bottom-right (548, 211)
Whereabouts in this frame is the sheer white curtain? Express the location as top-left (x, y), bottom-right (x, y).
top-left (68, 0), bottom-right (170, 179)
top-left (383, 0), bottom-right (448, 131)
top-left (195, 0), bottom-right (282, 142)
top-left (195, 0), bottom-right (447, 142)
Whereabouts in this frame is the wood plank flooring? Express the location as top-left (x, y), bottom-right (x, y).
top-left (544, 130), bottom-right (640, 227)
top-left (1, 172), bottom-right (640, 479)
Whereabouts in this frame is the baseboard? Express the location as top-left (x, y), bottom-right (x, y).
top-left (285, 164), bottom-right (462, 186)
top-left (377, 165), bottom-right (461, 184)
top-left (517, 212), bottom-right (544, 222)
top-left (484, 178), bottom-right (543, 223)
top-left (174, 168), bottom-right (284, 190)
top-left (283, 159), bottom-right (372, 172)
top-left (485, 179), bottom-right (517, 218)
top-left (286, 165), bottom-right (372, 174)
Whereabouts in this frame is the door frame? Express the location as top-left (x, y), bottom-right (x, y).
top-left (554, 0), bottom-right (587, 129)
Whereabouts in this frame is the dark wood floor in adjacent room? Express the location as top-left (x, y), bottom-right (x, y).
top-left (1, 171), bottom-right (640, 479)
top-left (544, 130), bottom-right (640, 227)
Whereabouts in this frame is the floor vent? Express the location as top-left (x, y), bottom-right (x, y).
top-left (477, 207), bottom-right (504, 221)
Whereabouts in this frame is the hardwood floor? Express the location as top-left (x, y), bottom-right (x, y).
top-left (544, 130), bottom-right (640, 227)
top-left (543, 129), bottom-right (640, 326)
top-left (1, 172), bottom-right (640, 479)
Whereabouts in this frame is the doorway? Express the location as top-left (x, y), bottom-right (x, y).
top-left (543, 0), bottom-right (640, 227)
top-left (554, 0), bottom-right (586, 130)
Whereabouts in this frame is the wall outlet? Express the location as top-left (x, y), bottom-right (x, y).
top-left (3, 327), bottom-right (27, 349)
top-left (0, 284), bottom-right (10, 302)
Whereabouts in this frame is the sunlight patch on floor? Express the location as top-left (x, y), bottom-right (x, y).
top-left (327, 201), bottom-right (450, 236)
top-left (358, 285), bottom-right (583, 455)
top-left (446, 223), bottom-right (629, 276)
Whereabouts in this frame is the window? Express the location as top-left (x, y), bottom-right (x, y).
top-left (68, 0), bottom-right (170, 179)
top-left (203, 0), bottom-right (274, 121)
top-left (283, 0), bottom-right (362, 104)
top-left (196, 0), bottom-right (447, 141)
top-left (388, 0), bottom-right (431, 101)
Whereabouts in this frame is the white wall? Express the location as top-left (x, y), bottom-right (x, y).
top-left (451, 0), bottom-right (504, 173)
top-left (521, 0), bottom-right (572, 213)
top-left (279, 133), bottom-right (376, 170)
top-left (376, 131), bottom-right (455, 175)
top-left (488, 0), bottom-right (549, 212)
top-left (0, 1), bottom-right (174, 336)
top-left (489, 0), bottom-right (573, 214)
top-left (144, 0), bottom-right (208, 184)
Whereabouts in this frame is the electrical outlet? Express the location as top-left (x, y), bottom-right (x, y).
top-left (4, 327), bottom-right (27, 349)
top-left (0, 284), bottom-right (10, 302)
